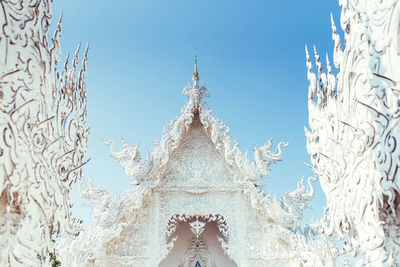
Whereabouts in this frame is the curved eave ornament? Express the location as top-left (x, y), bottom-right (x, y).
top-left (105, 52), bottom-right (288, 185)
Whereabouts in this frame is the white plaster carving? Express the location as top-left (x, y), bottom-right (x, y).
top-left (7, 0), bottom-right (400, 266)
top-left (166, 214), bottom-right (229, 259)
top-left (184, 237), bottom-right (209, 267)
top-left (306, 0), bottom-right (400, 265)
top-left (0, 1), bottom-right (89, 266)
top-left (53, 55), bottom-right (336, 266)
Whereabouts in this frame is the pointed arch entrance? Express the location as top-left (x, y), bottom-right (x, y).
top-left (159, 214), bottom-right (237, 267)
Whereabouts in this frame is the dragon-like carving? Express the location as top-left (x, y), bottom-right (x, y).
top-left (104, 138), bottom-right (154, 184)
top-left (0, 0), bottom-right (89, 265)
top-left (306, 0), bottom-right (400, 264)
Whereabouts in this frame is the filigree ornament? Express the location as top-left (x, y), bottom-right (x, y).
top-left (306, 0), bottom-right (400, 265)
top-left (184, 237), bottom-right (209, 267)
top-left (0, 0), bottom-right (89, 266)
top-left (166, 214), bottom-right (228, 246)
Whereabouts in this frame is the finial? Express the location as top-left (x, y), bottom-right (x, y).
top-left (193, 49), bottom-right (199, 82)
top-left (182, 50), bottom-right (209, 107)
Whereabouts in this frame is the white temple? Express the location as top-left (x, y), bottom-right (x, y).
top-left (1, 0), bottom-right (400, 266)
top-left (56, 54), bottom-right (334, 266)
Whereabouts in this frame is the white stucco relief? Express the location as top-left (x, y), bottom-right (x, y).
top-left (2, 0), bottom-right (400, 266)
top-left (54, 54), bottom-right (336, 267)
top-left (306, 0), bottom-right (400, 264)
top-left (0, 1), bottom-right (89, 266)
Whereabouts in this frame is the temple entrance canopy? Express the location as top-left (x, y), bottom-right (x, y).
top-left (56, 54), bottom-right (336, 266)
top-left (160, 214), bottom-right (236, 267)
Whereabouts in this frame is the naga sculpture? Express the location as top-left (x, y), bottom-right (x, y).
top-left (306, 0), bottom-right (400, 265)
top-left (0, 0), bottom-right (89, 266)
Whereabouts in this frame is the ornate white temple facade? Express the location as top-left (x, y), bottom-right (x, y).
top-left (55, 57), bottom-right (335, 266)
top-left (1, 0), bottom-right (400, 266)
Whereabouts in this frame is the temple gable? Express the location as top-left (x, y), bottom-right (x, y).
top-left (161, 114), bottom-right (235, 190)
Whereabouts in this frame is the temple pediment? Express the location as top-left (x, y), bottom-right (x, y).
top-left (160, 113), bottom-right (236, 191)
top-left (104, 53), bottom-right (287, 191)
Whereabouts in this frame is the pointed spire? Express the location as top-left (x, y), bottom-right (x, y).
top-left (182, 50), bottom-right (209, 108)
top-left (193, 49), bottom-right (199, 83)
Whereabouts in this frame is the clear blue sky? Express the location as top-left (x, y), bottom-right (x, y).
top-left (52, 1), bottom-right (342, 226)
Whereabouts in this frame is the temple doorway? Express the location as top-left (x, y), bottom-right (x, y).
top-left (159, 215), bottom-right (237, 267)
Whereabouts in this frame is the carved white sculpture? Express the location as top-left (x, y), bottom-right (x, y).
top-left (0, 1), bottom-right (89, 266)
top-left (306, 0), bottom-right (400, 265)
top-left (5, 0), bottom-right (400, 266)
top-left (54, 56), bottom-right (336, 266)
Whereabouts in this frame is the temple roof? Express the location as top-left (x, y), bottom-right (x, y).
top-left (71, 54), bottom-right (319, 266)
top-left (105, 53), bottom-right (287, 185)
